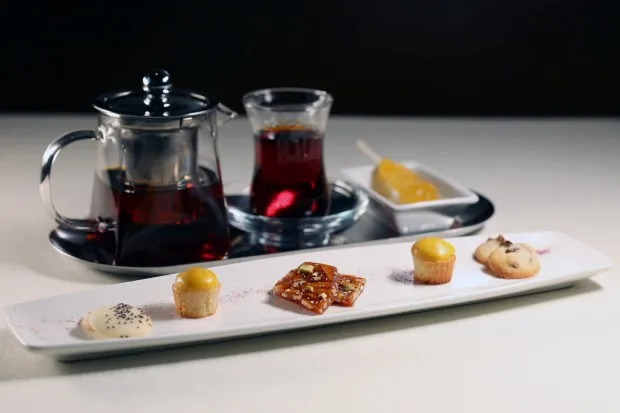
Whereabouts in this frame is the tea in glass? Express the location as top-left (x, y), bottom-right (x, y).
top-left (243, 88), bottom-right (333, 218)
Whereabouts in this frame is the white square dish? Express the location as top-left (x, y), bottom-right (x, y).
top-left (341, 161), bottom-right (480, 233)
top-left (2, 231), bottom-right (613, 361)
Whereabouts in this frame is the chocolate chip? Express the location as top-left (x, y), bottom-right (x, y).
top-left (506, 246), bottom-right (520, 253)
top-left (510, 262), bottom-right (520, 268)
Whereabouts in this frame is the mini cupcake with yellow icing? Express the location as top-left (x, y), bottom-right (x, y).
top-left (172, 267), bottom-right (221, 318)
top-left (411, 237), bottom-right (456, 285)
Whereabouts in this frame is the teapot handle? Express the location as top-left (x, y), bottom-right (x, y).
top-left (216, 103), bottom-right (238, 127)
top-left (40, 130), bottom-right (113, 233)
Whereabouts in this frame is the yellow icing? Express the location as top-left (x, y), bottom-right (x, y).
top-left (412, 237), bottom-right (455, 261)
top-left (174, 267), bottom-right (220, 292)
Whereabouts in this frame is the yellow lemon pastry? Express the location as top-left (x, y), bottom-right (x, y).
top-left (172, 267), bottom-right (221, 318)
top-left (411, 237), bottom-right (456, 285)
top-left (81, 303), bottom-right (152, 339)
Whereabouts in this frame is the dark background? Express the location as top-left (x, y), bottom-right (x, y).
top-left (0, 0), bottom-right (618, 116)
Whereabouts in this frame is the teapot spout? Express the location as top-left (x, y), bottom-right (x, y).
top-left (216, 103), bottom-right (237, 126)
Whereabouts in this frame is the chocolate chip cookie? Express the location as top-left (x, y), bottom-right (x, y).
top-left (487, 241), bottom-right (541, 279)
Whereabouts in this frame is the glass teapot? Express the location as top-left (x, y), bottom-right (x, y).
top-left (40, 69), bottom-right (237, 267)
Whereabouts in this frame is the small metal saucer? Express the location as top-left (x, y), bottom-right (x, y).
top-left (226, 180), bottom-right (370, 249)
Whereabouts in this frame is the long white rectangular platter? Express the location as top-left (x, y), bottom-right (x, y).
top-left (3, 231), bottom-right (613, 361)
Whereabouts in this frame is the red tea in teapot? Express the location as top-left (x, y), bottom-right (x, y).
top-left (92, 167), bottom-right (231, 267)
top-left (250, 124), bottom-right (330, 218)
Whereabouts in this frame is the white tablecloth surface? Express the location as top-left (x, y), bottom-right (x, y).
top-left (0, 115), bottom-right (618, 412)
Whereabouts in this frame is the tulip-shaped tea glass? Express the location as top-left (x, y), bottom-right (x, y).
top-left (243, 88), bottom-right (333, 218)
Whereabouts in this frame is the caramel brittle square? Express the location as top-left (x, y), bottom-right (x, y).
top-left (272, 262), bottom-right (339, 315)
top-left (334, 274), bottom-right (366, 307)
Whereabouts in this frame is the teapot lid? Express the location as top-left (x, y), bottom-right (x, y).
top-left (93, 69), bottom-right (216, 118)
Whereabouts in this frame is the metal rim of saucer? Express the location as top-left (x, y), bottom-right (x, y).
top-left (48, 190), bottom-right (495, 278)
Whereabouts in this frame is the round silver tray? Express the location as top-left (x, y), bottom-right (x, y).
top-left (48, 190), bottom-right (495, 278)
